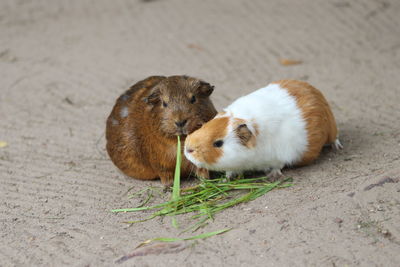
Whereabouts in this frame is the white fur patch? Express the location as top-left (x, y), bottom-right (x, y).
top-left (111, 118), bottom-right (119, 125)
top-left (120, 106), bottom-right (129, 118)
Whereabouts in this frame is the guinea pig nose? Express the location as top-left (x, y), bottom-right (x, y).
top-left (186, 148), bottom-right (194, 154)
top-left (175, 120), bottom-right (187, 128)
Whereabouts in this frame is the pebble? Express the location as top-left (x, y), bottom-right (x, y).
top-left (334, 217), bottom-right (343, 224)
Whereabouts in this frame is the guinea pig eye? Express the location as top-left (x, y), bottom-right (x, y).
top-left (190, 95), bottom-right (196, 104)
top-left (213, 140), bottom-right (224, 148)
top-left (162, 101), bottom-right (168, 107)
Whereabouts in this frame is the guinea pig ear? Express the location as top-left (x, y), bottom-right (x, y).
top-left (142, 86), bottom-right (160, 105)
top-left (197, 81), bottom-right (215, 97)
top-left (235, 124), bottom-right (256, 148)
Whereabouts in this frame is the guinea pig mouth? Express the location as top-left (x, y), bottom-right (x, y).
top-left (175, 128), bottom-right (188, 136)
top-left (184, 150), bottom-right (204, 168)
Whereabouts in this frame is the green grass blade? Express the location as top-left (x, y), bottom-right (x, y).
top-left (127, 187), bottom-right (148, 199)
top-left (111, 202), bottom-right (168, 212)
top-left (182, 228), bottom-right (231, 240)
top-left (137, 228), bottom-right (232, 247)
top-left (172, 136), bottom-right (182, 201)
top-left (171, 135), bottom-right (182, 228)
top-left (171, 217), bottom-right (179, 228)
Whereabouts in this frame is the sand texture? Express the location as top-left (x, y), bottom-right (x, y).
top-left (1, 0), bottom-right (400, 266)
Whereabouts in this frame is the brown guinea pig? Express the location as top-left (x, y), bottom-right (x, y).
top-left (106, 75), bottom-right (217, 186)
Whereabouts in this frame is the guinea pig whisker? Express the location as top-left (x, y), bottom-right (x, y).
top-left (188, 168), bottom-right (194, 178)
top-left (187, 164), bottom-right (197, 179)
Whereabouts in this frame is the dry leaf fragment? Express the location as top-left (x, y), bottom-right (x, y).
top-left (115, 242), bottom-right (188, 263)
top-left (187, 43), bottom-right (204, 51)
top-left (0, 141), bottom-right (8, 148)
top-left (279, 58), bottom-right (302, 66)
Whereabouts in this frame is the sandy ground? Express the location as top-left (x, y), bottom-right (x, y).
top-left (1, 0), bottom-right (400, 266)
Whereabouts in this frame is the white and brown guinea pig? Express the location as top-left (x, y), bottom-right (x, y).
top-left (184, 80), bottom-right (343, 179)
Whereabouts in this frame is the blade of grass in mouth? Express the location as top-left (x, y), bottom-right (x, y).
top-left (171, 135), bottom-right (182, 228)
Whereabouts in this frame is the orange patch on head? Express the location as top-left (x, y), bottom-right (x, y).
top-left (186, 116), bottom-right (229, 165)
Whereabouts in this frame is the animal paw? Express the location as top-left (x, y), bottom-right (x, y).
top-left (332, 138), bottom-right (343, 150)
top-left (195, 168), bottom-right (210, 179)
top-left (267, 168), bottom-right (283, 182)
top-left (160, 173), bottom-right (173, 189)
top-left (223, 171), bottom-right (241, 182)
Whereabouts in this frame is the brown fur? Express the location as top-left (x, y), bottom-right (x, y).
top-left (106, 75), bottom-right (217, 186)
top-left (233, 118), bottom-right (256, 148)
top-left (185, 117), bottom-right (229, 165)
top-left (274, 80), bottom-right (338, 166)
